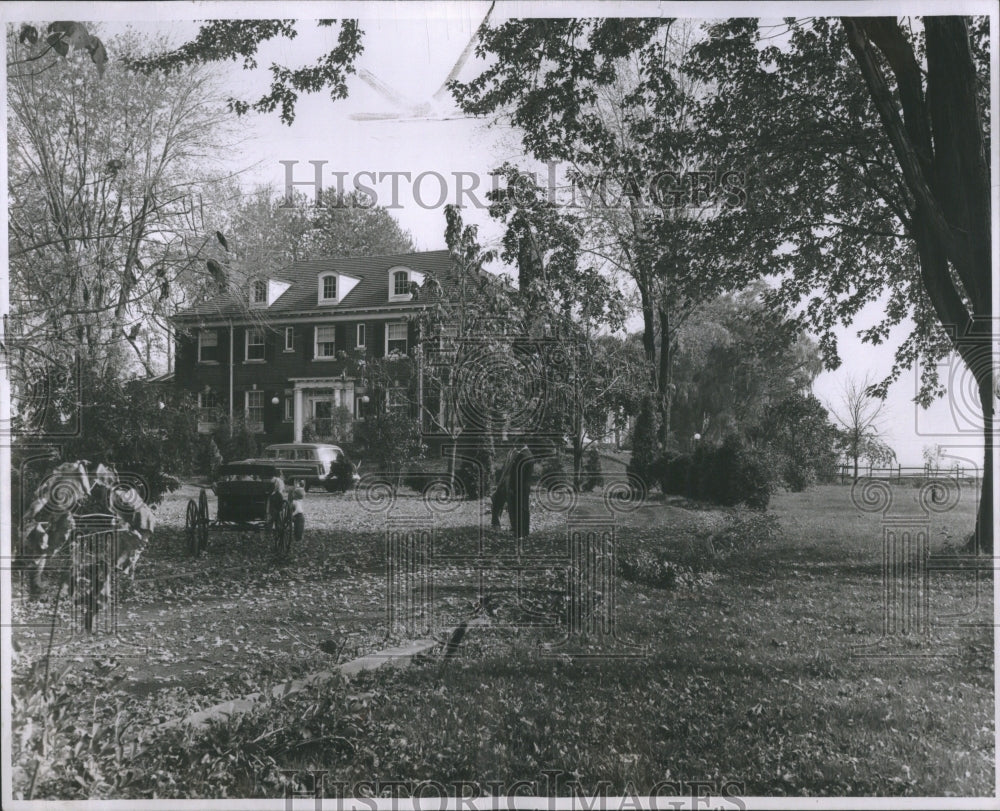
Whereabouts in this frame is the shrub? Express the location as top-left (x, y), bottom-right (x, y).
top-left (626, 395), bottom-right (660, 489)
top-left (212, 416), bottom-right (260, 463)
top-left (656, 434), bottom-right (775, 509)
top-left (581, 448), bottom-right (603, 492)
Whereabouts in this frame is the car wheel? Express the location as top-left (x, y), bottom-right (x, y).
top-left (304, 481), bottom-right (311, 493)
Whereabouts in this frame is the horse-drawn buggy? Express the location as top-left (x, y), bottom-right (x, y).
top-left (185, 461), bottom-right (301, 558)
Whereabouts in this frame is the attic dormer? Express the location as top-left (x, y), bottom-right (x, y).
top-left (249, 276), bottom-right (291, 308)
top-left (388, 265), bottom-right (425, 302)
top-left (317, 270), bottom-right (360, 306)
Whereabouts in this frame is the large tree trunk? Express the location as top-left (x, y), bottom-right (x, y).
top-left (844, 16), bottom-right (992, 552)
top-left (972, 373), bottom-right (993, 553)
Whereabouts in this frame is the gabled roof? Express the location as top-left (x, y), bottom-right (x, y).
top-left (174, 250), bottom-right (459, 322)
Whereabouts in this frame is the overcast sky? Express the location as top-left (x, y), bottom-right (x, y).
top-left (5, 2), bottom-right (993, 469)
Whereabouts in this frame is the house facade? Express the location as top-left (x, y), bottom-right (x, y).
top-left (172, 250), bottom-right (456, 445)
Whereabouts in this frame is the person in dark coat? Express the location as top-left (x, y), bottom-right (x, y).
top-left (491, 445), bottom-right (533, 538)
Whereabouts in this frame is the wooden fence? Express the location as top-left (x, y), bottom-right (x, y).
top-left (837, 464), bottom-right (979, 484)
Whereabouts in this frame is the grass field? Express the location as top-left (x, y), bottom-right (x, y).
top-left (10, 480), bottom-right (994, 800)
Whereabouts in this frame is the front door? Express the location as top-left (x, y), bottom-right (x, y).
top-left (313, 399), bottom-right (333, 435)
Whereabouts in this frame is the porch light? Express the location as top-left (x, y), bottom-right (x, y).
top-left (271, 396), bottom-right (280, 405)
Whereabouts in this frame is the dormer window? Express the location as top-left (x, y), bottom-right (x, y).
top-left (323, 274), bottom-right (337, 301)
top-left (251, 279), bottom-right (267, 306)
top-left (317, 271), bottom-right (359, 305)
top-left (388, 266), bottom-right (425, 302)
top-left (393, 271), bottom-right (409, 297)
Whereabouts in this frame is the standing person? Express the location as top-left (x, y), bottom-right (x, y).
top-left (507, 445), bottom-right (534, 539)
top-left (491, 447), bottom-right (516, 529)
top-left (290, 480), bottom-right (306, 544)
top-left (267, 474), bottom-right (286, 530)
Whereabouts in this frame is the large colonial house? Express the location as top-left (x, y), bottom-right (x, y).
top-left (172, 250), bottom-right (457, 444)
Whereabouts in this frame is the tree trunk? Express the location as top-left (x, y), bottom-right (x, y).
top-left (572, 434), bottom-right (584, 492)
top-left (853, 454), bottom-right (859, 483)
top-left (972, 373), bottom-right (993, 553)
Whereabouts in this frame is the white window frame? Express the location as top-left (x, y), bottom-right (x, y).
top-left (385, 321), bottom-right (408, 356)
top-left (197, 329), bottom-right (218, 364)
top-left (245, 327), bottom-right (265, 362)
top-left (356, 323), bottom-right (366, 349)
top-left (245, 390), bottom-right (264, 428)
top-left (283, 396), bottom-right (294, 422)
top-left (388, 268), bottom-right (411, 302)
top-left (284, 326), bottom-right (295, 352)
top-left (318, 272), bottom-right (338, 305)
top-left (251, 278), bottom-right (267, 306)
top-left (314, 325), bottom-right (337, 359)
top-left (197, 389), bottom-right (218, 416)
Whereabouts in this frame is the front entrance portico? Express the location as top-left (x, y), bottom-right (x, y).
top-left (289, 377), bottom-right (356, 442)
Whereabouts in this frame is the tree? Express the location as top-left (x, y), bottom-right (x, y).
top-left (7, 27), bottom-right (237, 392)
top-left (453, 20), bottom-right (736, 452)
top-left (355, 408), bottom-right (424, 492)
top-left (670, 283), bottom-right (825, 448)
top-left (829, 375), bottom-right (895, 482)
top-left (684, 17), bottom-right (991, 548)
top-left (123, 20), bottom-right (364, 125)
top-left (212, 185), bottom-right (414, 283)
top-left (760, 392), bottom-right (842, 491)
top-left (627, 394), bottom-right (661, 489)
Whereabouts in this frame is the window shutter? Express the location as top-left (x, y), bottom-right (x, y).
top-left (303, 326), bottom-right (314, 360)
top-left (264, 330), bottom-right (274, 362)
top-left (176, 333), bottom-right (196, 375)
top-left (335, 323), bottom-right (346, 353)
top-left (372, 321), bottom-right (385, 358)
top-left (218, 327), bottom-right (230, 364)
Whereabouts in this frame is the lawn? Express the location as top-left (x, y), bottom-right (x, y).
top-left (9, 480), bottom-right (993, 800)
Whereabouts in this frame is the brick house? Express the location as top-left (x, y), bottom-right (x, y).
top-left (171, 250), bottom-right (457, 445)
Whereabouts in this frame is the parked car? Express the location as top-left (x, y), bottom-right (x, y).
top-left (261, 443), bottom-right (360, 492)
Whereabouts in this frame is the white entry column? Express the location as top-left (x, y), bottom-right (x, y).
top-left (293, 388), bottom-right (305, 442)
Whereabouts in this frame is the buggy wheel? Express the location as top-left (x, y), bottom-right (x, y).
top-left (273, 501), bottom-right (293, 558)
top-left (185, 500), bottom-right (200, 556)
top-left (197, 488), bottom-right (210, 553)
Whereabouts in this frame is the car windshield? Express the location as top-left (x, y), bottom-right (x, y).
top-left (264, 448), bottom-right (280, 459)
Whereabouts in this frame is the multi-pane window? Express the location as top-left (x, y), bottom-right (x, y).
top-left (322, 274), bottom-right (337, 301)
top-left (283, 396), bottom-right (293, 422)
top-left (198, 329), bottom-right (218, 363)
top-left (393, 270), bottom-right (409, 297)
top-left (245, 390), bottom-right (263, 426)
top-left (315, 326), bottom-right (336, 358)
top-left (284, 326), bottom-right (294, 351)
top-left (245, 327), bottom-right (265, 361)
top-left (198, 389), bottom-right (218, 420)
top-left (252, 279), bottom-right (267, 304)
top-left (386, 322), bottom-right (408, 355)
top-left (356, 323), bottom-right (366, 349)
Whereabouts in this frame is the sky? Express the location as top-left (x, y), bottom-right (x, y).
top-left (5, 2), bottom-right (995, 469)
